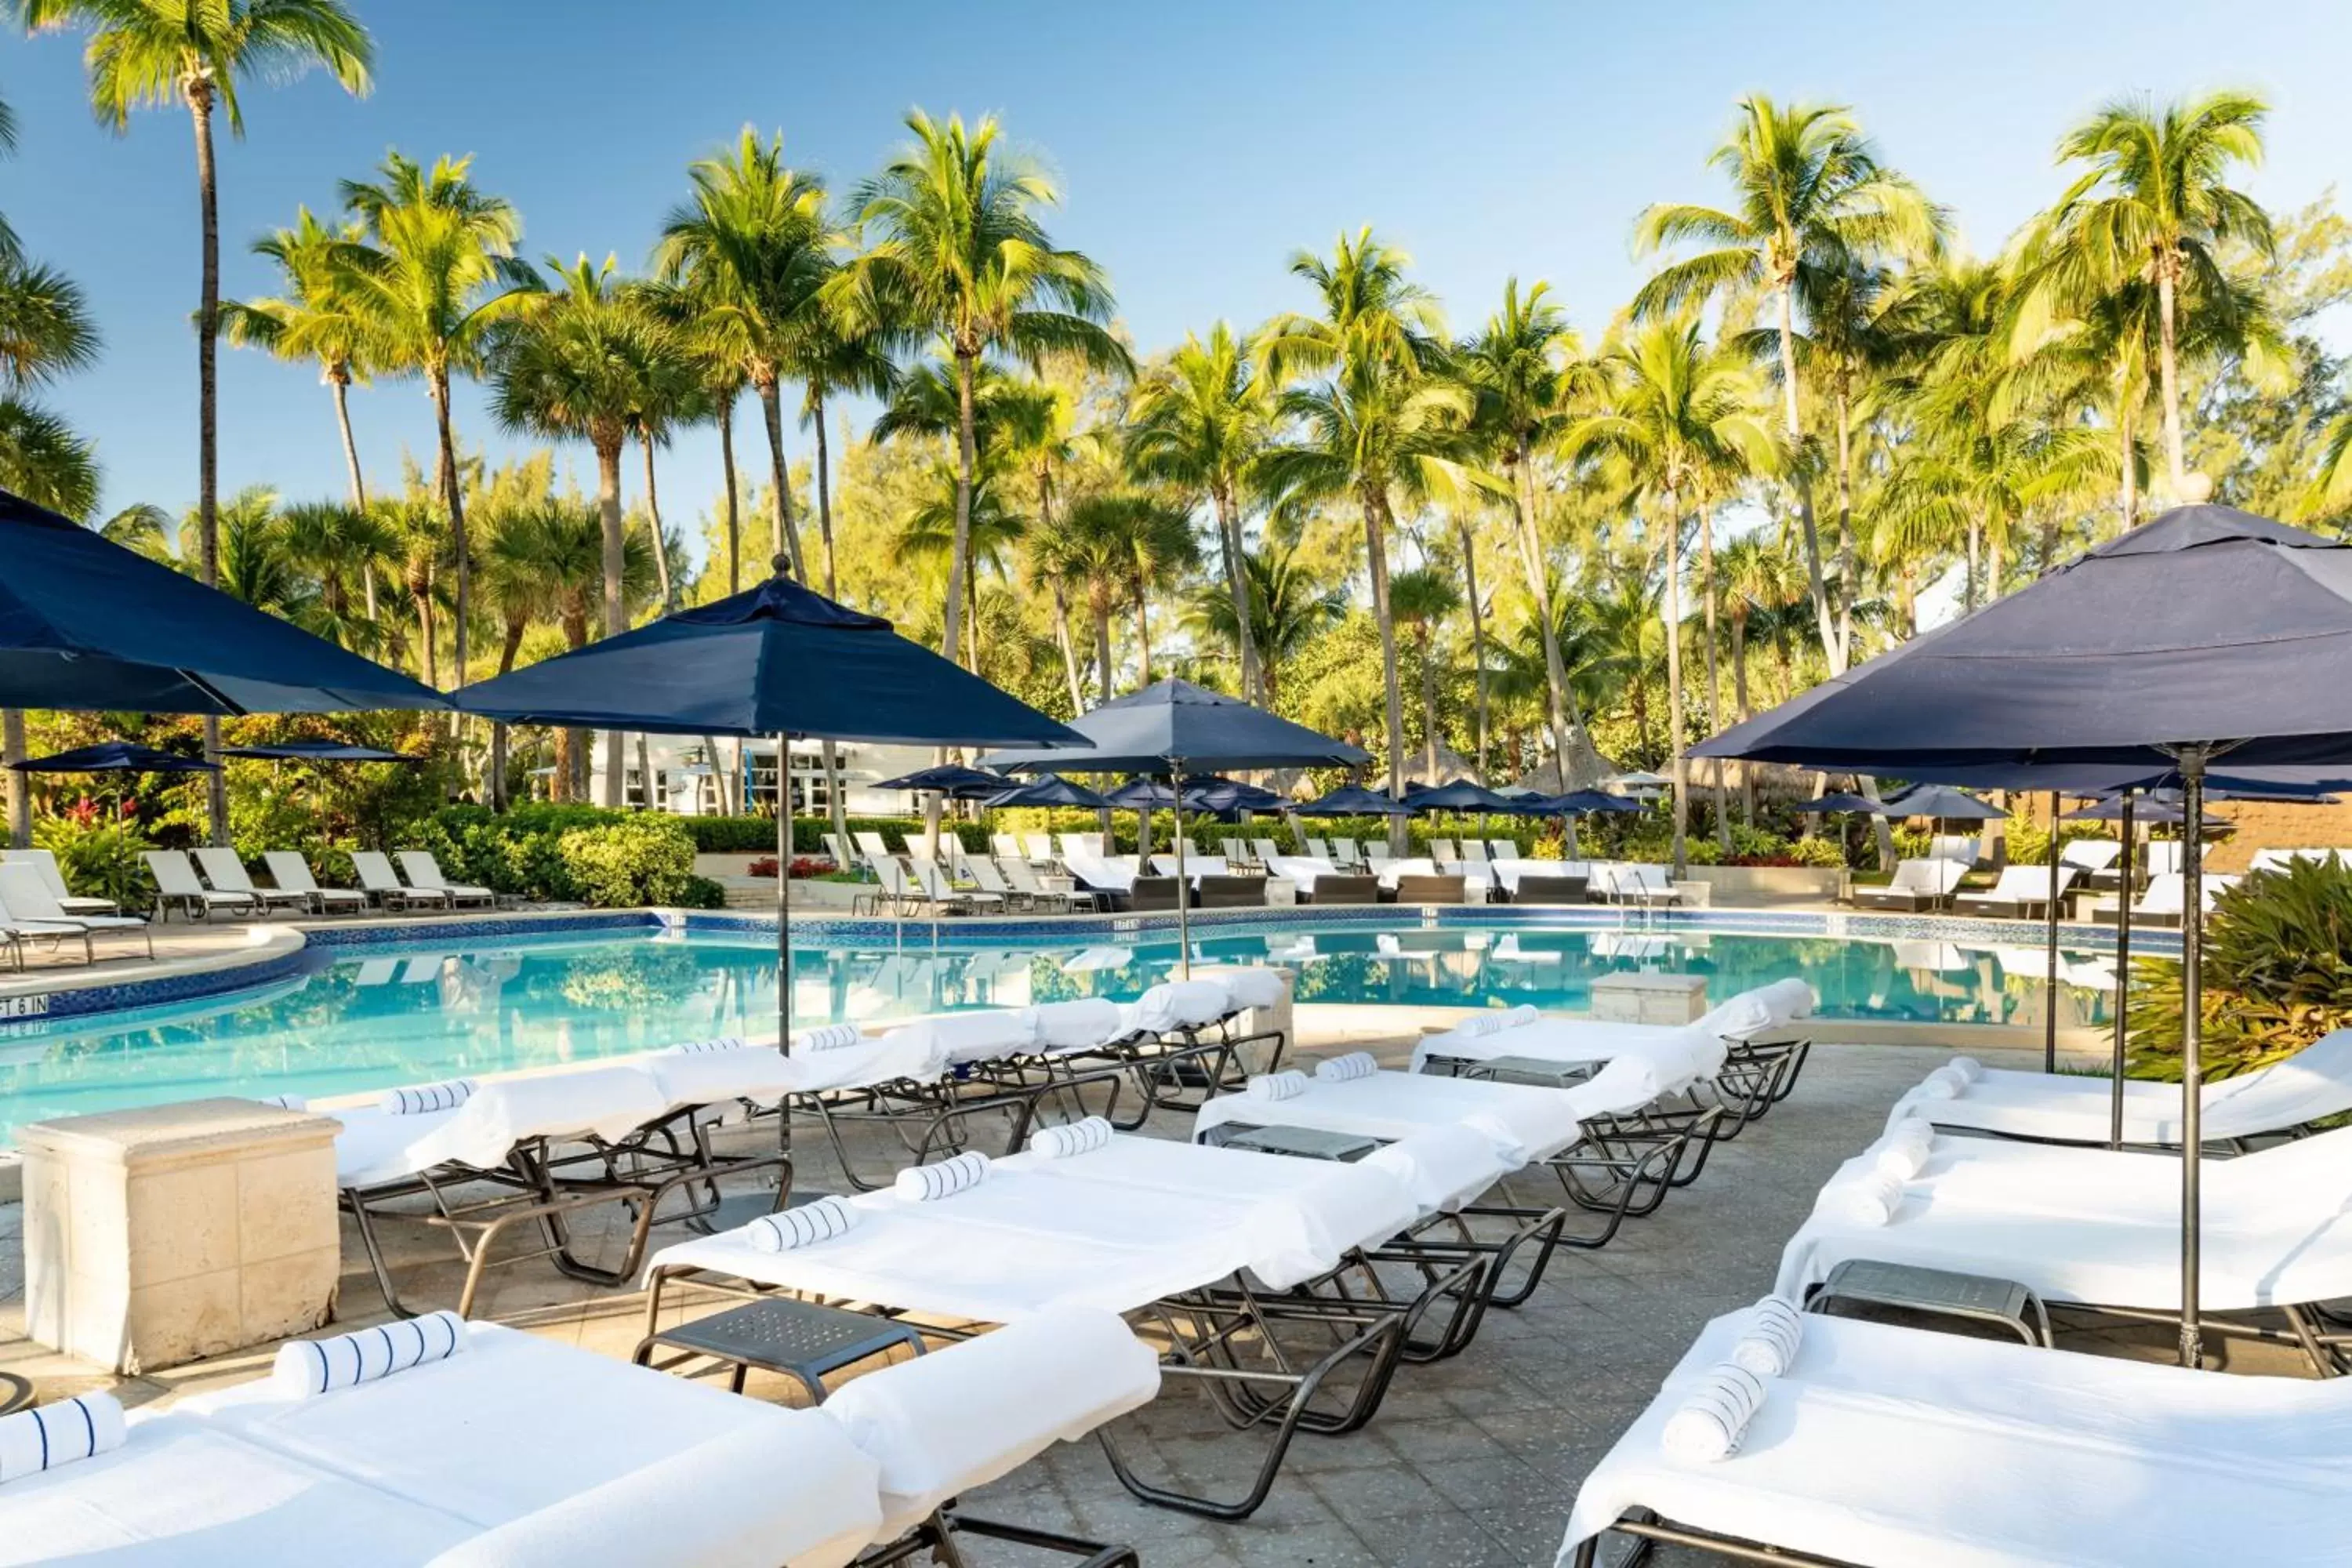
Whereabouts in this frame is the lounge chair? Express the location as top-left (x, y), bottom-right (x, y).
top-left (2144, 839), bottom-right (2184, 877)
top-left (1849, 856), bottom-right (1965, 911)
top-left (396, 850), bottom-right (495, 909)
top-left (194, 846), bottom-right (310, 916)
top-left (0, 877), bottom-right (97, 969)
top-left (1, 846), bottom-right (117, 916)
top-left (2250, 846), bottom-right (2350, 873)
top-left (1329, 836), bottom-right (1365, 869)
top-left (1886, 1032), bottom-right (2352, 1147)
top-left (1951, 861), bottom-right (2078, 919)
top-left (2093, 869), bottom-right (2236, 929)
top-left (1021, 832), bottom-right (1056, 865)
top-left (1599, 863), bottom-right (1680, 906)
top-left (1460, 839), bottom-right (1490, 868)
top-left (1559, 1305), bottom-right (2352, 1568)
top-left (142, 848), bottom-right (263, 921)
top-left (1000, 855), bottom-right (1098, 913)
top-left (1127, 875), bottom-right (1181, 912)
top-left (1304, 873), bottom-right (1379, 906)
top-left (260, 851), bottom-right (369, 916)
top-left (823, 830), bottom-right (861, 873)
top-left (1218, 835), bottom-right (1251, 866)
top-left (1196, 874), bottom-right (1268, 909)
top-left (1428, 837), bottom-right (1459, 866)
top-left (0, 863), bottom-right (151, 960)
top-left (1926, 832), bottom-right (1979, 866)
top-left (1058, 831), bottom-right (1106, 859)
top-left (2060, 837), bottom-right (2122, 880)
top-left (989, 830), bottom-right (1023, 860)
top-left (350, 850), bottom-right (452, 912)
top-left (912, 858), bottom-right (1000, 915)
top-left (1365, 841), bottom-right (1394, 866)
top-left (1509, 872), bottom-right (1589, 905)
top-left (1249, 837), bottom-right (1284, 867)
top-left (1392, 872), bottom-right (1468, 904)
top-left (852, 830), bottom-right (896, 873)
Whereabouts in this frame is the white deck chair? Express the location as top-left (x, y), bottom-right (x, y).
top-left (1021, 832), bottom-right (1055, 865)
top-left (1486, 839), bottom-right (1519, 862)
top-left (350, 850), bottom-right (452, 912)
top-left (194, 847), bottom-right (310, 915)
top-left (1365, 841), bottom-right (1395, 866)
top-left (822, 830), bottom-right (858, 872)
top-left (1460, 839), bottom-right (1490, 867)
top-left (991, 831), bottom-right (1024, 860)
top-left (1602, 863), bottom-right (1682, 906)
top-left (1428, 837), bottom-right (1460, 866)
top-left (1302, 835), bottom-right (1333, 860)
top-left (2060, 837), bottom-right (2122, 877)
top-left (1849, 856), bottom-right (1965, 910)
top-left (1219, 835), bottom-right (1250, 866)
top-left (1249, 837), bottom-right (1284, 867)
top-left (852, 831), bottom-right (896, 873)
top-left (142, 848), bottom-right (262, 920)
top-left (0, 862), bottom-right (151, 959)
top-left (395, 851), bottom-right (495, 909)
top-left (2143, 839), bottom-right (2185, 877)
top-left (964, 855), bottom-right (1020, 906)
top-left (261, 851), bottom-right (368, 916)
top-left (913, 858), bottom-right (1001, 914)
top-left (1, 846), bottom-right (116, 916)
top-left (0, 872), bottom-right (99, 967)
top-left (1329, 836), bottom-right (1364, 869)
top-left (1952, 861), bottom-right (2078, 919)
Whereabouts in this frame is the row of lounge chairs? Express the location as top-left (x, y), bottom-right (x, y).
top-left (1555, 1024), bottom-right (2352, 1566)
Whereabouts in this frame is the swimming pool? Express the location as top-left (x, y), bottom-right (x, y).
top-left (0, 917), bottom-right (2122, 1145)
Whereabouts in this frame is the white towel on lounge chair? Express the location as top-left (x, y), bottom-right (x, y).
top-left (1124, 978), bottom-right (1233, 1033)
top-left (333, 1068), bottom-right (672, 1186)
top-left (1559, 1307), bottom-right (2352, 1568)
top-left (1414, 1011), bottom-right (1745, 1089)
top-left (884, 1009), bottom-right (1039, 1066)
top-left (747, 1197), bottom-right (858, 1252)
top-left (274, 1312), bottom-right (467, 1397)
top-left (1359, 1123), bottom-right (1519, 1213)
top-left (1660, 1363), bottom-right (1766, 1462)
top-left (1025, 997), bottom-right (1126, 1051)
top-left (1196, 1068), bottom-right (1586, 1167)
top-left (1451, 1004), bottom-right (1542, 1039)
top-left (0, 1394), bottom-right (125, 1483)
top-left (1203, 967), bottom-right (1287, 1010)
top-left (821, 1309), bottom-right (1160, 1537)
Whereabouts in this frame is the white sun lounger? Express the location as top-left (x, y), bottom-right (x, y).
top-left (1885, 1033), bottom-right (2352, 1146)
top-left (194, 847), bottom-right (311, 915)
top-left (350, 851), bottom-right (452, 912)
top-left (396, 851), bottom-right (495, 909)
top-left (1953, 862), bottom-right (2078, 919)
top-left (260, 851), bottom-right (371, 916)
top-left (1559, 1305), bottom-right (2352, 1568)
top-left (143, 848), bottom-right (263, 920)
top-left (1, 846), bottom-right (117, 915)
top-left (0, 862), bottom-right (151, 960)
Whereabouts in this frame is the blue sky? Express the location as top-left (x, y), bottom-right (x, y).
top-left (6, 0), bottom-right (2347, 560)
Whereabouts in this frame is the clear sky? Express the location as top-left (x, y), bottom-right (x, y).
top-left (6, 0), bottom-right (2348, 559)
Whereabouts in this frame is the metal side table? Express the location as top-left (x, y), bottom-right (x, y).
top-left (634, 1295), bottom-right (927, 1402)
top-left (1810, 1258), bottom-right (2052, 1347)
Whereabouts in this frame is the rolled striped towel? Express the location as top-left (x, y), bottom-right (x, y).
top-left (746, 1196), bottom-right (858, 1252)
top-left (1661, 1363), bottom-right (1765, 1462)
top-left (1315, 1052), bottom-right (1378, 1083)
top-left (1946, 1054), bottom-right (1984, 1083)
top-left (1451, 1004), bottom-right (1540, 1039)
top-left (893, 1150), bottom-right (989, 1201)
top-left (272, 1310), bottom-right (468, 1398)
top-left (0, 1394), bottom-right (125, 1484)
top-left (1815, 1168), bottom-right (1905, 1227)
top-left (1729, 1296), bottom-right (1804, 1378)
top-left (1029, 1116), bottom-right (1114, 1158)
top-left (256, 1093), bottom-right (307, 1112)
top-left (663, 1035), bottom-right (748, 1055)
top-left (1246, 1070), bottom-right (1311, 1102)
top-left (794, 1022), bottom-right (863, 1053)
top-left (379, 1077), bottom-right (477, 1116)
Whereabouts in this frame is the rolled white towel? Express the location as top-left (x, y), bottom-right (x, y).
top-left (1912, 1067), bottom-right (1965, 1101)
top-left (1660, 1363), bottom-right (1765, 1463)
top-left (1246, 1070), bottom-right (1311, 1102)
top-left (380, 1077), bottom-right (477, 1116)
top-left (665, 1035), bottom-right (750, 1055)
top-left (255, 1093), bottom-right (307, 1112)
top-left (1870, 1120), bottom-right (1935, 1181)
top-left (0, 1394), bottom-right (126, 1483)
top-left (1315, 1052), bottom-right (1377, 1083)
top-left (1814, 1169), bottom-right (1905, 1227)
top-left (793, 1022), bottom-right (862, 1053)
top-left (1729, 1296), bottom-right (1804, 1378)
top-left (273, 1310), bottom-right (467, 1397)
top-left (894, 1150), bottom-right (989, 1202)
top-left (746, 1196), bottom-right (858, 1252)
top-left (1453, 1004), bottom-right (1540, 1039)
top-left (1029, 1116), bottom-right (1114, 1159)
top-left (1946, 1054), bottom-right (1984, 1083)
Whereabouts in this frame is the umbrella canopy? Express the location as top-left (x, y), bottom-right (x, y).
top-left (1293, 784), bottom-right (1413, 818)
top-left (456, 567), bottom-right (1088, 749)
top-left (1189, 777), bottom-right (1285, 815)
top-left (2062, 797), bottom-right (2225, 828)
top-left (0, 490), bottom-right (447, 715)
top-left (871, 763), bottom-right (1009, 800)
top-left (1538, 789), bottom-right (1645, 815)
top-left (1692, 505), bottom-right (2352, 775)
top-left (217, 740), bottom-right (415, 763)
top-left (1104, 778), bottom-right (1180, 808)
top-left (987, 774), bottom-right (1112, 810)
top-left (1606, 769), bottom-right (1669, 790)
top-left (979, 677), bottom-right (1365, 775)
top-left (1405, 778), bottom-right (1522, 814)
top-left (11, 741), bottom-right (218, 774)
top-left (1797, 791), bottom-right (1886, 815)
top-left (1882, 784), bottom-right (2008, 821)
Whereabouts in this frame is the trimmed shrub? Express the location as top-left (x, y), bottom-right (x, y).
top-left (557, 816), bottom-right (702, 908)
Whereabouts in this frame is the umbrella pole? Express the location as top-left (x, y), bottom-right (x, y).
top-left (2044, 790), bottom-right (2061, 1073)
top-left (776, 731), bottom-right (793, 1054)
top-left (1172, 756), bottom-right (1192, 978)
top-left (2178, 750), bottom-right (2208, 1370)
top-left (2111, 790), bottom-right (2135, 1150)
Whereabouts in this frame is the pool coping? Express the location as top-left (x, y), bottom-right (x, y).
top-left (0, 898), bottom-right (2176, 1029)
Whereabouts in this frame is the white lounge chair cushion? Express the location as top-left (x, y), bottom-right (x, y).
top-left (1200, 1069), bottom-right (1585, 1166)
top-left (334, 1068), bottom-right (671, 1185)
top-left (884, 1009), bottom-right (1038, 1066)
top-left (821, 1308), bottom-right (1160, 1536)
top-left (1124, 978), bottom-right (1232, 1033)
top-left (1025, 997), bottom-right (1125, 1051)
top-left (1451, 1004), bottom-right (1542, 1039)
top-left (1360, 1123), bottom-right (1517, 1213)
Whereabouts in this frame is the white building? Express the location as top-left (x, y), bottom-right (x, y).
top-left (582, 734), bottom-right (946, 818)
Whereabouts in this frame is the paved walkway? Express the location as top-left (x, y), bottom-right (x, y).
top-left (0, 1038), bottom-right (2297, 1566)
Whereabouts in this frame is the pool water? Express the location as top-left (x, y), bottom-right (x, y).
top-left (0, 924), bottom-right (2116, 1144)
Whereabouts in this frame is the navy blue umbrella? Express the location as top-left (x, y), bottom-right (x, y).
top-left (1105, 778), bottom-right (1180, 808)
top-left (1405, 778), bottom-right (1521, 814)
top-left (1188, 777), bottom-right (1285, 815)
top-left (1292, 784), bottom-right (1412, 818)
top-left (1540, 789), bottom-right (1643, 815)
top-left (871, 763), bottom-right (1008, 801)
top-left (1797, 792), bottom-right (1886, 815)
top-left (10, 742), bottom-right (219, 774)
top-left (1882, 784), bottom-right (2007, 822)
top-left (455, 562), bottom-right (1086, 1047)
top-left (0, 490), bottom-right (446, 716)
top-left (218, 741), bottom-right (416, 763)
top-left (988, 775), bottom-right (1112, 810)
top-left (2063, 797), bottom-right (2223, 828)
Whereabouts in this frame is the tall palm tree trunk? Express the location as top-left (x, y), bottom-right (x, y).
top-left (1367, 491), bottom-right (1408, 851)
top-left (189, 83), bottom-right (227, 844)
top-left (1133, 590), bottom-right (1152, 687)
top-left (3, 710), bottom-right (27, 849)
top-left (1051, 581), bottom-right (1085, 712)
top-left (2155, 257), bottom-right (2187, 496)
top-left (431, 374), bottom-right (471, 686)
top-left (1832, 387), bottom-right (1856, 670)
top-left (1777, 283), bottom-right (1840, 677)
top-left (809, 390), bottom-right (851, 871)
top-left (328, 367), bottom-right (378, 619)
top-left (593, 437), bottom-right (626, 806)
top-left (755, 373), bottom-right (805, 577)
top-left (1698, 504), bottom-right (1730, 852)
top-left (641, 435), bottom-right (673, 608)
top-left (1455, 515), bottom-right (1490, 782)
top-left (719, 386), bottom-right (741, 594)
top-left (489, 617), bottom-right (528, 811)
top-left (1662, 494), bottom-right (1688, 878)
top-left (2118, 392), bottom-right (2138, 532)
top-left (1966, 518), bottom-right (1981, 610)
top-left (1092, 599), bottom-right (1114, 706)
top-left (1417, 626), bottom-right (1439, 782)
top-left (924, 347), bottom-right (983, 856)
top-left (1513, 448), bottom-right (1602, 786)
top-left (1212, 485), bottom-right (1261, 701)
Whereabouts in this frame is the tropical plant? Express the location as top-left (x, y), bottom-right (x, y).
top-left (1179, 539), bottom-right (1345, 706)
top-left (2129, 858), bottom-right (2352, 1079)
top-left (1386, 564), bottom-right (1461, 780)
top-left (222, 208), bottom-right (379, 520)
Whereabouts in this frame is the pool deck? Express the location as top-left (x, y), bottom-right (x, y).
top-left (0, 1026), bottom-right (2298, 1566)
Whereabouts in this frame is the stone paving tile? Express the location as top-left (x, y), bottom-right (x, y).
top-left (0, 1038), bottom-right (2310, 1566)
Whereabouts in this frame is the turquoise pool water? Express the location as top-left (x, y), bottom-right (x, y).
top-left (0, 924), bottom-right (2115, 1144)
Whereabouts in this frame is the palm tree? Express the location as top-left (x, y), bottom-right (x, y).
top-left (2027, 92), bottom-right (2273, 501)
top-left (989, 373), bottom-right (1093, 701)
top-left (1569, 318), bottom-right (1775, 875)
top-left (1125, 324), bottom-right (1269, 700)
top-left (1634, 94), bottom-right (1941, 677)
top-left (1046, 491), bottom-right (1156, 700)
top-left (1387, 565), bottom-right (1461, 782)
top-left (336, 151), bottom-right (534, 690)
top-left (791, 313), bottom-right (897, 598)
top-left (1258, 230), bottom-right (1472, 835)
top-left (0, 398), bottom-right (96, 514)
top-left (652, 129), bottom-right (831, 582)
top-left (274, 499), bottom-right (389, 648)
top-left (893, 467), bottom-right (1029, 673)
top-left (1120, 495), bottom-right (1200, 688)
top-left (488, 254), bottom-right (674, 804)
top-left (1457, 278), bottom-right (1610, 786)
top-left (1713, 532), bottom-right (1789, 823)
top-left (1179, 539), bottom-right (1344, 707)
top-left (832, 110), bottom-right (1131, 670)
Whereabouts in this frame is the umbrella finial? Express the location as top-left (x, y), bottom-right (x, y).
top-left (770, 554), bottom-right (793, 580)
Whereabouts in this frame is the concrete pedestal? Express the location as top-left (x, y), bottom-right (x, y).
top-left (1590, 971), bottom-right (1709, 1025)
top-left (20, 1098), bottom-right (340, 1374)
top-left (1195, 964), bottom-right (1294, 1075)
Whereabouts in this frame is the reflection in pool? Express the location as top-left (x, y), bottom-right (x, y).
top-left (0, 923), bottom-right (2114, 1143)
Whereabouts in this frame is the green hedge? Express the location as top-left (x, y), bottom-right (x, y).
top-left (414, 804), bottom-right (722, 909)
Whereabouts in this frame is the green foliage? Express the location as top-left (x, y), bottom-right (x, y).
top-left (556, 816), bottom-right (701, 908)
top-left (2128, 859), bottom-right (2352, 1079)
top-left (412, 804), bottom-right (700, 907)
top-left (1788, 837), bottom-right (1849, 869)
top-left (31, 815), bottom-right (151, 908)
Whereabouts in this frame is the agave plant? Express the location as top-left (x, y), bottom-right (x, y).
top-left (2126, 857), bottom-right (2352, 1080)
